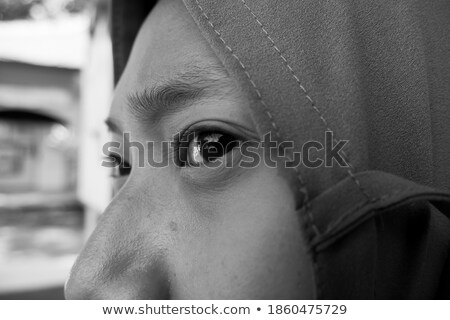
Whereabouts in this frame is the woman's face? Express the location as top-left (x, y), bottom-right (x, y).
top-left (65, 0), bottom-right (313, 299)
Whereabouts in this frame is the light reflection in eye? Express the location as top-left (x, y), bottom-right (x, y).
top-left (185, 131), bottom-right (238, 167)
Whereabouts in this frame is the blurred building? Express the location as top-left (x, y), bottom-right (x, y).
top-left (0, 14), bottom-right (89, 198)
top-left (0, 0), bottom-right (112, 299)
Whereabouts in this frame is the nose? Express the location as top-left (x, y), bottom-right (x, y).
top-left (64, 198), bottom-right (171, 299)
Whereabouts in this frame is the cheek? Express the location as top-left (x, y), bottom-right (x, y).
top-left (66, 162), bottom-right (314, 299)
top-left (171, 167), bottom-right (315, 299)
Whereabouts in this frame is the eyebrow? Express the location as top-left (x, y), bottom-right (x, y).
top-left (125, 64), bottom-right (233, 125)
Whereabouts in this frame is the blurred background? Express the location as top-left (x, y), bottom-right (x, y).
top-left (0, 0), bottom-right (113, 299)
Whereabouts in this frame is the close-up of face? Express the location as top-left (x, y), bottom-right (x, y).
top-left (1, 0), bottom-right (450, 309)
top-left (64, 0), bottom-right (313, 299)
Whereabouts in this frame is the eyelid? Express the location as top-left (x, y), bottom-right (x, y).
top-left (175, 120), bottom-right (252, 145)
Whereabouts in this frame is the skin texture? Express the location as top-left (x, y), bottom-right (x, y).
top-left (65, 0), bottom-right (314, 299)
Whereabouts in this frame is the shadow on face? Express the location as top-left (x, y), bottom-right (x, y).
top-left (65, 0), bottom-right (314, 299)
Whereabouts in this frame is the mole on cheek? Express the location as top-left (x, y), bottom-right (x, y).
top-left (169, 221), bottom-right (178, 232)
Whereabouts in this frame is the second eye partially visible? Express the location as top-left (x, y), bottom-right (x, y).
top-left (107, 152), bottom-right (132, 178)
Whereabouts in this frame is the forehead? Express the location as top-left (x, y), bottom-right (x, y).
top-left (111, 0), bottom-right (222, 119)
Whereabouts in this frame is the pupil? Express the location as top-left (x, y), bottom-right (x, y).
top-left (199, 133), bottom-right (237, 162)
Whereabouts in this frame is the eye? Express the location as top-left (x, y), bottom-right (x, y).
top-left (108, 153), bottom-right (132, 177)
top-left (180, 131), bottom-right (239, 167)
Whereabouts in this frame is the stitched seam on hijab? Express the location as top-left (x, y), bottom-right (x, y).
top-left (193, 1), bottom-right (308, 193)
top-left (319, 193), bottom-right (393, 242)
top-left (194, 0), bottom-right (319, 299)
top-left (193, 0), bottom-right (319, 240)
top-left (239, 0), bottom-right (373, 205)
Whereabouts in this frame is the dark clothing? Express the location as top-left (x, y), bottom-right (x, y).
top-left (111, 0), bottom-right (450, 299)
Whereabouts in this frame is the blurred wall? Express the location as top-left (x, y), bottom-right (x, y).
top-left (0, 118), bottom-right (75, 193)
top-left (0, 60), bottom-right (79, 194)
top-left (77, 1), bottom-right (113, 238)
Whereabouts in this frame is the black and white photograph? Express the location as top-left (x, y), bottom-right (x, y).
top-left (0, 0), bottom-right (449, 316)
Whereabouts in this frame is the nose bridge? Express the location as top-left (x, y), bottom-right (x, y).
top-left (65, 186), bottom-right (171, 299)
